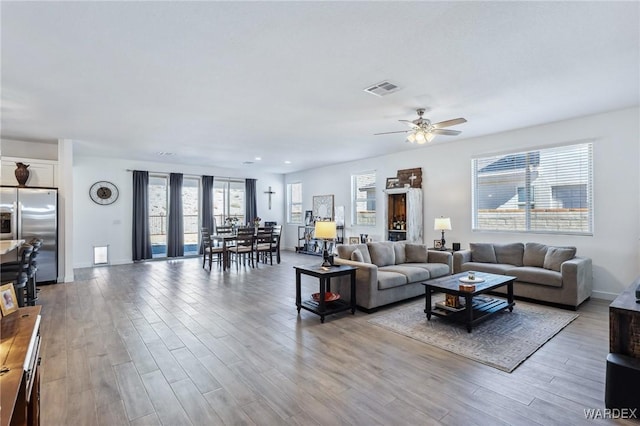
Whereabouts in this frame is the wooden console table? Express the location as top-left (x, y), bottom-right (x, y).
top-left (1, 306), bottom-right (42, 426)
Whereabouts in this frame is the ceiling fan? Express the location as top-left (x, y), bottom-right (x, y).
top-left (375, 108), bottom-right (467, 144)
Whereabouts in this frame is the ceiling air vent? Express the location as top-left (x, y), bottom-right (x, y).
top-left (364, 80), bottom-right (401, 97)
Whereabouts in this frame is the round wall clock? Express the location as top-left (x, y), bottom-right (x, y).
top-left (90, 181), bottom-right (119, 205)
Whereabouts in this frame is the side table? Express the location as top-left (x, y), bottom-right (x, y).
top-left (294, 264), bottom-right (357, 323)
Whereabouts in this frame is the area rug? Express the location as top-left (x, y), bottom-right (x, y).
top-left (368, 299), bottom-right (578, 372)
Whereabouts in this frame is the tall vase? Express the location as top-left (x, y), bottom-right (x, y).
top-left (14, 162), bottom-right (30, 187)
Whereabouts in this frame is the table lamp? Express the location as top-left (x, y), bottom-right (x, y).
top-left (434, 217), bottom-right (451, 250)
top-left (315, 221), bottom-right (337, 267)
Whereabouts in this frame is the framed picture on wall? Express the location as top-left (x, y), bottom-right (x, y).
top-left (312, 195), bottom-right (334, 221)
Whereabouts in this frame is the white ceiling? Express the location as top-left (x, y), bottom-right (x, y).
top-left (2, 1), bottom-right (638, 174)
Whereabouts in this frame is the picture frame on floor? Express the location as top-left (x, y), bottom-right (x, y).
top-left (0, 283), bottom-right (18, 316)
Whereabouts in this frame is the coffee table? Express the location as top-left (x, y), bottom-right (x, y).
top-left (423, 272), bottom-right (516, 332)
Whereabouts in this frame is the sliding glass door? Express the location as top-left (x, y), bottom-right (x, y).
top-left (148, 174), bottom-right (201, 258)
top-left (182, 177), bottom-right (200, 256)
top-left (149, 175), bottom-right (168, 258)
top-left (213, 179), bottom-right (245, 227)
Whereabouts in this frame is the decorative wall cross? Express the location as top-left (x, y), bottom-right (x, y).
top-left (409, 173), bottom-right (417, 186)
top-left (264, 186), bottom-right (275, 210)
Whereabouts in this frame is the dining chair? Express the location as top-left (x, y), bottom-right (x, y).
top-left (0, 243), bottom-right (33, 307)
top-left (270, 225), bottom-right (283, 264)
top-left (24, 238), bottom-right (42, 305)
top-left (229, 228), bottom-right (254, 269)
top-left (254, 228), bottom-right (274, 265)
top-left (201, 228), bottom-right (223, 269)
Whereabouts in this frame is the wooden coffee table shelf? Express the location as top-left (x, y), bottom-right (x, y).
top-left (423, 272), bottom-right (516, 332)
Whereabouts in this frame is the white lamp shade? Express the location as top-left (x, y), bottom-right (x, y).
top-left (425, 132), bottom-right (436, 142)
top-left (415, 131), bottom-right (427, 144)
top-left (315, 221), bottom-right (337, 239)
top-left (406, 132), bottom-right (416, 143)
top-left (434, 217), bottom-right (452, 231)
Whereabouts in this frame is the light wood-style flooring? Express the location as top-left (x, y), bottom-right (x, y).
top-left (37, 251), bottom-right (634, 425)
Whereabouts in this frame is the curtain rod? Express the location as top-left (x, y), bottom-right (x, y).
top-left (125, 169), bottom-right (245, 181)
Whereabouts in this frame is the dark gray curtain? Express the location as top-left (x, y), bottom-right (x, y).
top-left (167, 173), bottom-right (184, 257)
top-left (132, 170), bottom-right (152, 261)
top-left (201, 175), bottom-right (214, 254)
top-left (246, 178), bottom-right (257, 223)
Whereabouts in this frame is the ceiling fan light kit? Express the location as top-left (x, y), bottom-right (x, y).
top-left (375, 108), bottom-right (467, 144)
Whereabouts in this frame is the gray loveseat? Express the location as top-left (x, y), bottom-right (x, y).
top-left (334, 241), bottom-right (452, 311)
top-left (453, 242), bottom-right (592, 309)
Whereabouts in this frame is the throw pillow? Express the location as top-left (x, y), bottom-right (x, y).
top-left (523, 242), bottom-right (548, 267)
top-left (543, 246), bottom-right (576, 272)
top-left (493, 243), bottom-right (524, 266)
top-left (405, 244), bottom-right (429, 263)
top-left (470, 243), bottom-right (497, 263)
top-left (367, 242), bottom-right (395, 267)
top-left (394, 241), bottom-right (407, 264)
top-left (350, 248), bottom-right (364, 262)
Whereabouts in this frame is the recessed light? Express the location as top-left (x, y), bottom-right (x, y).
top-left (255, 156), bottom-right (262, 161)
top-left (284, 160), bottom-right (292, 164)
top-left (157, 151), bottom-right (174, 156)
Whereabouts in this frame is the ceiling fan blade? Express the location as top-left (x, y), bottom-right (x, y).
top-left (374, 130), bottom-right (410, 135)
top-left (432, 118), bottom-right (467, 128)
top-left (431, 128), bottom-right (462, 136)
top-left (399, 119), bottom-right (420, 130)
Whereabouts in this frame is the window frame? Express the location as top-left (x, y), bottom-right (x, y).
top-left (213, 178), bottom-right (246, 226)
top-left (287, 182), bottom-right (303, 224)
top-left (471, 142), bottom-right (593, 235)
top-left (351, 170), bottom-right (377, 226)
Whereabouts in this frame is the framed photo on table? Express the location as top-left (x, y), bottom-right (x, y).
top-left (304, 210), bottom-right (313, 226)
top-left (0, 283), bottom-right (18, 316)
top-left (348, 237), bottom-right (360, 244)
top-left (434, 240), bottom-right (443, 249)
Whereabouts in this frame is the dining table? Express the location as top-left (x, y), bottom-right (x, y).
top-left (0, 239), bottom-right (25, 256)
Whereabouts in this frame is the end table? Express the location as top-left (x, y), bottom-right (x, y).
top-left (294, 264), bottom-right (357, 323)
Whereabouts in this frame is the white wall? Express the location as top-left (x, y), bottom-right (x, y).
top-left (73, 156), bottom-right (284, 268)
top-left (284, 107), bottom-right (640, 300)
top-left (1, 139), bottom-right (58, 160)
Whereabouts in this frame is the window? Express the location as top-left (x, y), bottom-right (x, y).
top-left (288, 182), bottom-right (302, 223)
top-left (472, 142), bottom-right (593, 234)
top-left (352, 171), bottom-right (376, 226)
top-left (149, 175), bottom-right (168, 257)
top-left (214, 179), bottom-right (245, 226)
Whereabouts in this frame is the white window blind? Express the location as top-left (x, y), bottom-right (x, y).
top-left (472, 142), bottom-right (593, 234)
top-left (352, 171), bottom-right (376, 226)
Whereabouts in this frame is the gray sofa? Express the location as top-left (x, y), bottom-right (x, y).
top-left (453, 242), bottom-right (592, 309)
top-left (334, 241), bottom-right (452, 311)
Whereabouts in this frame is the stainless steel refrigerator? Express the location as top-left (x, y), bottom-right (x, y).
top-left (0, 186), bottom-right (58, 283)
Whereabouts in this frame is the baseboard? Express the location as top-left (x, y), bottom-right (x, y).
top-left (592, 290), bottom-right (618, 301)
